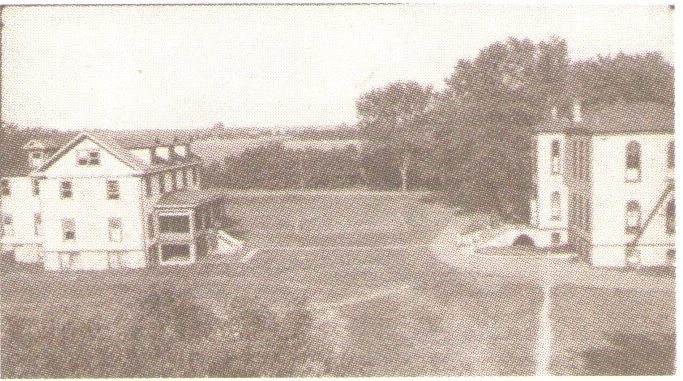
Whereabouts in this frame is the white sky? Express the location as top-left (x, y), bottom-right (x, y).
top-left (0, 4), bottom-right (674, 131)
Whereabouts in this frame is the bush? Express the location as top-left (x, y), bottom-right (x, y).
top-left (1, 288), bottom-right (333, 378)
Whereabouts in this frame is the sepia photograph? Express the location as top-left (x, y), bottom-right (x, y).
top-left (0, 2), bottom-right (676, 377)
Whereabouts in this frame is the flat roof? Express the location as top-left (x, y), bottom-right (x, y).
top-left (156, 189), bottom-right (225, 208)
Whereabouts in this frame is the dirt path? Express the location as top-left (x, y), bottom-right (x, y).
top-left (535, 258), bottom-right (554, 376)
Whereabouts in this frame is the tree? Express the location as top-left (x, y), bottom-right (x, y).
top-left (356, 81), bottom-right (434, 192)
top-left (435, 37), bottom-right (569, 219)
top-left (566, 51), bottom-right (674, 109)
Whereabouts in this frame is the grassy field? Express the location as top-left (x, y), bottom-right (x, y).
top-left (221, 192), bottom-right (456, 248)
top-left (0, 192), bottom-right (676, 376)
top-left (550, 285), bottom-right (676, 375)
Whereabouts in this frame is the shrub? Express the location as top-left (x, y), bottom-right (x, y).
top-left (1, 288), bottom-right (333, 378)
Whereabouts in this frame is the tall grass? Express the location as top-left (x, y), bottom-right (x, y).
top-left (1, 287), bottom-right (335, 378)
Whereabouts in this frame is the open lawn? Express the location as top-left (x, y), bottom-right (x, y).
top-left (550, 285), bottom-right (675, 375)
top-left (0, 192), bottom-right (676, 376)
top-left (222, 191), bottom-right (456, 248)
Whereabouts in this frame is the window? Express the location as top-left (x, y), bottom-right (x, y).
top-left (551, 232), bottom-right (561, 246)
top-left (192, 167), bottom-right (197, 184)
top-left (667, 249), bottom-right (675, 263)
top-left (625, 201), bottom-right (641, 234)
top-left (34, 213), bottom-right (42, 236)
top-left (159, 173), bottom-right (166, 194)
top-left (106, 180), bottom-right (120, 200)
top-left (2, 214), bottom-right (14, 237)
top-left (668, 141), bottom-right (675, 169)
top-left (0, 179), bottom-right (10, 196)
top-left (145, 177), bottom-right (152, 198)
top-left (550, 191), bottom-right (561, 221)
top-left (551, 140), bottom-right (561, 174)
top-left (171, 171), bottom-right (177, 191)
top-left (182, 169), bottom-right (188, 188)
top-left (666, 199), bottom-right (675, 234)
top-left (160, 244), bottom-right (191, 262)
top-left (62, 218), bottom-right (76, 241)
top-left (60, 181), bottom-right (73, 199)
top-left (108, 218), bottom-right (122, 242)
top-left (77, 149), bottom-right (101, 166)
top-left (148, 214), bottom-right (155, 238)
top-left (158, 215), bottom-right (191, 233)
top-left (30, 151), bottom-right (43, 167)
top-left (625, 141), bottom-right (641, 182)
top-left (32, 179), bottom-right (40, 196)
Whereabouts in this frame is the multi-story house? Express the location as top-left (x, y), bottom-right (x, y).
top-left (530, 106), bottom-right (571, 247)
top-left (1, 131), bottom-right (235, 271)
top-left (532, 101), bottom-right (674, 267)
top-left (0, 135), bottom-right (74, 263)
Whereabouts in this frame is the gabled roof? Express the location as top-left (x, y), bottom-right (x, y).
top-left (2, 135), bottom-right (77, 177)
top-left (33, 131), bottom-right (203, 175)
top-left (34, 131), bottom-right (152, 173)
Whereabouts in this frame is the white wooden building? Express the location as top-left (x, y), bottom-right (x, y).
top-left (1, 131), bottom-right (238, 271)
top-left (531, 101), bottom-right (674, 267)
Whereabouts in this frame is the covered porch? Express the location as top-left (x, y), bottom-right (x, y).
top-left (152, 189), bottom-right (228, 265)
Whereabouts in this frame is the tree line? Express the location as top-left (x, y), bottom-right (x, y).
top-left (356, 37), bottom-right (673, 220)
top-left (201, 37), bottom-right (673, 221)
top-left (1, 37), bottom-right (674, 221)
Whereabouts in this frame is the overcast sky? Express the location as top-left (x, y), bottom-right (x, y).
top-left (0, 4), bottom-right (674, 131)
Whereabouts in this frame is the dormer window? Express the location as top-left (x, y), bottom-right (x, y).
top-left (77, 149), bottom-right (101, 166)
top-left (30, 151), bottom-right (44, 168)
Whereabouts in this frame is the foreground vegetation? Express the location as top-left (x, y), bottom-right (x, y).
top-left (1, 245), bottom-right (545, 378)
top-left (550, 285), bottom-right (675, 376)
top-left (1, 193), bottom-right (675, 377)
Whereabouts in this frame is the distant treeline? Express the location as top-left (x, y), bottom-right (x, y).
top-left (200, 142), bottom-right (419, 191)
top-left (1, 38), bottom-right (674, 222)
